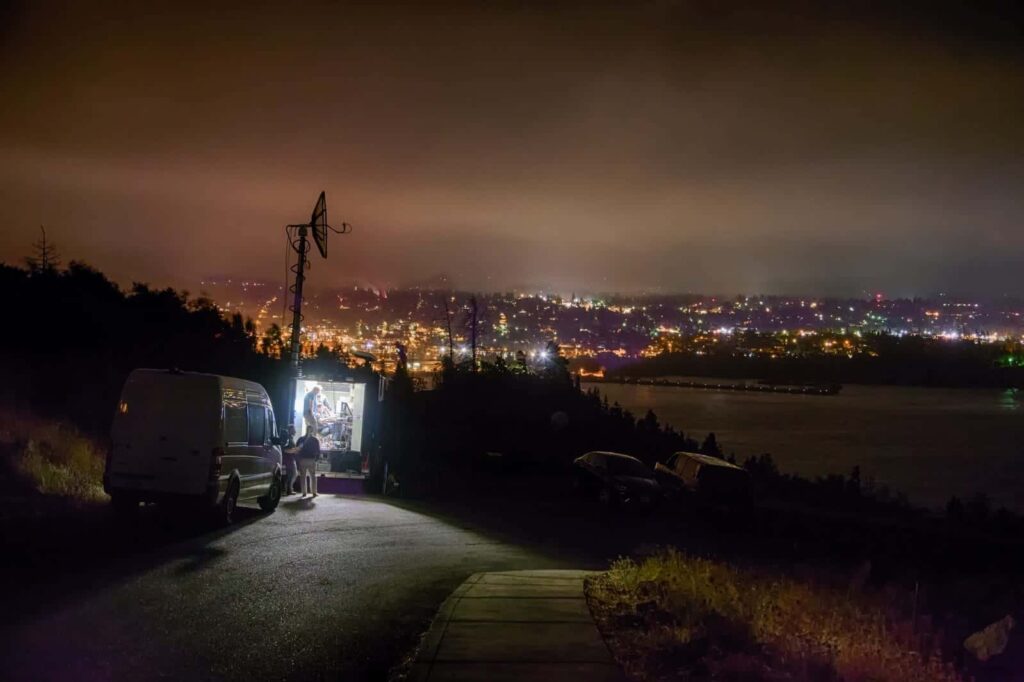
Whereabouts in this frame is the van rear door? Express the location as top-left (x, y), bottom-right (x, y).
top-left (110, 371), bottom-right (220, 496)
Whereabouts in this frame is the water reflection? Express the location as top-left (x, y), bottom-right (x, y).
top-left (587, 382), bottom-right (1024, 512)
top-left (999, 387), bottom-right (1021, 410)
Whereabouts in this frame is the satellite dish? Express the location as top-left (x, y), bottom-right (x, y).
top-left (310, 191), bottom-right (328, 258)
top-left (284, 193), bottom-right (351, 357)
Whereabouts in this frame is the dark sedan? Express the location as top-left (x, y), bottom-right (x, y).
top-left (573, 451), bottom-right (661, 508)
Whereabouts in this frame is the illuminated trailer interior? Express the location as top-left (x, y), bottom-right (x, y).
top-left (292, 377), bottom-right (369, 480)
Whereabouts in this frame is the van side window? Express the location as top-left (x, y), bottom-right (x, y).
top-left (224, 403), bottom-right (248, 444)
top-left (265, 407), bottom-right (276, 441)
top-left (247, 403), bottom-right (266, 446)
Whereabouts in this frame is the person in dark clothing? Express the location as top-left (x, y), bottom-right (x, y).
top-left (281, 425), bottom-right (298, 495)
top-left (295, 435), bottom-right (321, 498)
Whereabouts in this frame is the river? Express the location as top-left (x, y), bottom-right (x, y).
top-left (584, 381), bottom-right (1024, 512)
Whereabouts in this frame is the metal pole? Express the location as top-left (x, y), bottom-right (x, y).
top-left (287, 225), bottom-right (309, 434)
top-left (470, 296), bottom-right (478, 371)
top-left (443, 296), bottom-right (454, 362)
top-left (289, 225), bottom-right (309, 372)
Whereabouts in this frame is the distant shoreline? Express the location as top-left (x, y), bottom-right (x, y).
top-left (587, 375), bottom-right (842, 396)
top-left (599, 351), bottom-right (1024, 390)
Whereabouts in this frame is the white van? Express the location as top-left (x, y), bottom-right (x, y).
top-left (105, 368), bottom-right (284, 523)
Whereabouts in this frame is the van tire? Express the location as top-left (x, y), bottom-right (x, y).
top-left (258, 472), bottom-right (282, 512)
top-left (220, 480), bottom-right (240, 525)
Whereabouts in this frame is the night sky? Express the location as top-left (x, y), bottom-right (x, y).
top-left (1, 1), bottom-right (1021, 296)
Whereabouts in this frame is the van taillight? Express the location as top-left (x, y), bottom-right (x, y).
top-left (210, 447), bottom-right (224, 478)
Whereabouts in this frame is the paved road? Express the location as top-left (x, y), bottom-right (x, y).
top-left (3, 494), bottom-right (594, 681)
top-left (7, 482), bottom-right (987, 681)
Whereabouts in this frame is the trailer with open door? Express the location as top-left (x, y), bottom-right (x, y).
top-left (290, 372), bottom-right (383, 493)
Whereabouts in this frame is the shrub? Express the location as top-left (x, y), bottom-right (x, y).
top-left (0, 410), bottom-right (107, 502)
top-left (589, 549), bottom-right (964, 682)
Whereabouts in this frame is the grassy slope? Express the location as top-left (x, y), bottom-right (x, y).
top-left (586, 549), bottom-right (964, 682)
top-left (0, 409), bottom-right (107, 512)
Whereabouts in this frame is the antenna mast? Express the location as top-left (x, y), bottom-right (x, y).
top-left (283, 191), bottom-right (350, 436)
top-left (285, 191), bottom-right (349, 375)
top-left (287, 225), bottom-right (311, 373)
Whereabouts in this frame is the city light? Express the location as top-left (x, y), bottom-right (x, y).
top-left (201, 281), bottom-right (1024, 372)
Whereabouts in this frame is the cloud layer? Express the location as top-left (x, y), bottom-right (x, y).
top-left (2, 1), bottom-right (1021, 295)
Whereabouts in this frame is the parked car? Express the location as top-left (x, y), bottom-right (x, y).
top-left (655, 451), bottom-right (752, 510)
top-left (573, 451), bottom-right (661, 508)
top-left (105, 368), bottom-right (284, 523)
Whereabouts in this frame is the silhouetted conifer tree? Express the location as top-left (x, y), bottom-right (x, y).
top-left (25, 225), bottom-right (60, 273)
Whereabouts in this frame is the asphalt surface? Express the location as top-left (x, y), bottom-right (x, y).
top-left (8, 482), bottom-right (1007, 681)
top-left (2, 493), bottom-right (597, 682)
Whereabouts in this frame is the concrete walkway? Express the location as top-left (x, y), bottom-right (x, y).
top-left (409, 570), bottom-right (626, 682)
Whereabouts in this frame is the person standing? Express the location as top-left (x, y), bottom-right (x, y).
top-left (303, 385), bottom-right (323, 436)
top-left (296, 434), bottom-right (321, 498)
top-left (281, 425), bottom-right (299, 495)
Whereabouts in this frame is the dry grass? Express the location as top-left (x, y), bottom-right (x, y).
top-left (587, 548), bottom-right (964, 682)
top-left (0, 410), bottom-right (107, 502)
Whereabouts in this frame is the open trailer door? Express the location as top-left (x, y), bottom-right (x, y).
top-left (292, 376), bottom-right (372, 491)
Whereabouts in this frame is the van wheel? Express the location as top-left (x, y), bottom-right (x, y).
top-left (220, 481), bottom-right (240, 525)
top-left (258, 473), bottom-right (282, 512)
